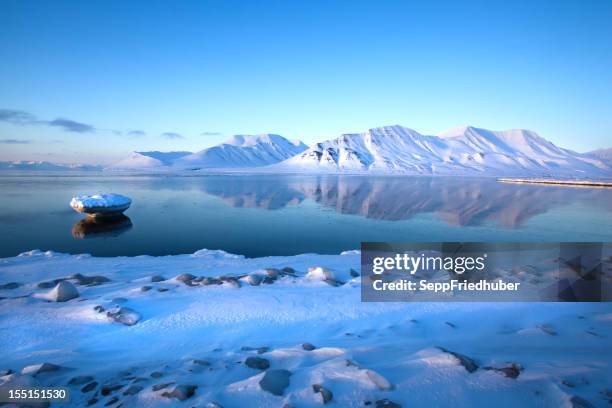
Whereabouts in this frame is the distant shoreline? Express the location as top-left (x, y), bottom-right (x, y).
top-left (497, 178), bottom-right (612, 188)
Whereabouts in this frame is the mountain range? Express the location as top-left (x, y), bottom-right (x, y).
top-left (4, 126), bottom-right (610, 178)
top-left (273, 125), bottom-right (609, 178)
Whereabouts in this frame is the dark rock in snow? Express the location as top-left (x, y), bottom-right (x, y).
top-left (0, 369), bottom-right (13, 376)
top-left (484, 363), bottom-right (522, 379)
top-left (302, 343), bottom-right (316, 351)
top-left (259, 369), bottom-right (291, 396)
top-left (94, 305), bottom-right (105, 313)
top-left (70, 273), bottom-right (111, 286)
top-left (81, 381), bottom-right (98, 393)
top-left (157, 288), bottom-right (169, 292)
top-left (161, 384), bottom-right (197, 401)
top-left (152, 382), bottom-right (174, 391)
top-left (221, 277), bottom-right (241, 288)
top-left (175, 273), bottom-right (196, 285)
top-left (87, 397), bottom-right (98, 406)
top-left (437, 347), bottom-right (478, 373)
top-left (537, 324), bottom-right (557, 336)
top-left (313, 384), bottom-right (333, 404)
top-left (245, 356), bottom-right (270, 370)
top-left (123, 385), bottom-right (143, 395)
top-left (246, 274), bottom-right (263, 286)
top-left (106, 307), bottom-right (141, 326)
top-left (0, 282), bottom-right (21, 289)
top-left (350, 268), bottom-right (360, 277)
top-left (100, 384), bottom-right (123, 396)
top-left (282, 267), bottom-right (296, 274)
top-left (140, 285), bottom-right (152, 292)
top-left (150, 275), bottom-right (165, 282)
top-left (375, 399), bottom-right (402, 408)
top-left (201, 277), bottom-right (223, 285)
top-left (570, 396), bottom-right (596, 408)
top-left (37, 278), bottom-right (65, 288)
top-left (104, 396), bottom-right (119, 406)
top-left (193, 359), bottom-right (210, 366)
top-left (69, 375), bottom-right (94, 385)
top-left (150, 371), bottom-right (164, 379)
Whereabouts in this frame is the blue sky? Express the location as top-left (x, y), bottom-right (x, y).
top-left (1, 0), bottom-right (611, 164)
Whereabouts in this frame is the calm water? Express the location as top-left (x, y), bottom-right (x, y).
top-left (0, 174), bottom-right (611, 258)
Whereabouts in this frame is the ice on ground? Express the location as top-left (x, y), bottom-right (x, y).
top-left (0, 249), bottom-right (611, 407)
top-left (70, 193), bottom-right (132, 209)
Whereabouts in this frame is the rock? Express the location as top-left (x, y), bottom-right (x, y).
top-left (375, 399), bottom-right (402, 408)
top-left (437, 347), bottom-right (479, 373)
top-left (302, 342), bottom-right (316, 351)
top-left (94, 305), bottom-right (105, 313)
top-left (161, 384), bottom-right (197, 401)
top-left (150, 371), bottom-right (164, 379)
top-left (307, 267), bottom-right (341, 285)
top-left (106, 307), bottom-right (141, 326)
top-left (281, 267), bottom-right (296, 274)
top-left (152, 382), bottom-right (174, 391)
top-left (104, 396), bottom-right (119, 406)
top-left (313, 384), bottom-right (333, 404)
top-left (101, 384), bottom-right (123, 396)
top-left (365, 369), bottom-right (393, 390)
top-left (193, 359), bottom-right (210, 366)
top-left (150, 275), bottom-right (165, 282)
top-left (245, 356), bottom-right (270, 370)
top-left (0, 282), bottom-right (21, 289)
top-left (70, 273), bottom-right (111, 286)
top-left (69, 375), bottom-right (94, 385)
top-left (570, 396), bottom-right (596, 408)
top-left (246, 274), bottom-right (263, 286)
top-left (484, 363), bottom-right (522, 379)
top-left (81, 381), bottom-right (98, 393)
top-left (157, 288), bottom-right (169, 292)
top-left (201, 277), bottom-right (222, 285)
top-left (37, 278), bottom-right (65, 288)
top-left (87, 397), bottom-right (98, 406)
top-left (22, 362), bottom-right (63, 376)
top-left (45, 281), bottom-right (79, 302)
top-left (350, 268), bottom-right (360, 277)
top-left (122, 385), bottom-right (143, 395)
top-left (264, 268), bottom-right (281, 279)
top-left (221, 277), bottom-right (241, 288)
top-left (262, 276), bottom-right (276, 284)
top-left (176, 273), bottom-right (196, 285)
top-left (0, 369), bottom-right (13, 376)
top-left (445, 321), bottom-right (456, 328)
top-left (259, 369), bottom-right (291, 396)
top-left (140, 286), bottom-right (152, 292)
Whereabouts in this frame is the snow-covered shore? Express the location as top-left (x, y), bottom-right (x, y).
top-left (1, 249), bottom-right (611, 407)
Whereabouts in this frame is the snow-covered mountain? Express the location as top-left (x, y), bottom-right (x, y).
top-left (106, 151), bottom-right (192, 171)
top-left (173, 134), bottom-right (308, 170)
top-left (586, 147), bottom-right (612, 165)
top-left (273, 125), bottom-right (611, 178)
top-left (0, 160), bottom-right (102, 171)
top-left (106, 134), bottom-right (308, 171)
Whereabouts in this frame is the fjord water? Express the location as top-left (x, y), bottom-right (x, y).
top-left (0, 174), bottom-right (610, 258)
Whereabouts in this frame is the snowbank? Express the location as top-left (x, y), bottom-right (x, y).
top-left (0, 249), bottom-right (611, 407)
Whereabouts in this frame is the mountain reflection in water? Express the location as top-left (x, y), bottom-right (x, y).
top-left (197, 176), bottom-right (611, 228)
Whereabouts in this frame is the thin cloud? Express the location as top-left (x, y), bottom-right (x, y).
top-left (127, 130), bottom-right (146, 137)
top-left (200, 131), bottom-right (221, 136)
top-left (0, 108), bottom-right (96, 134)
top-left (0, 109), bottom-right (38, 125)
top-left (161, 132), bottom-right (184, 140)
top-left (48, 118), bottom-right (95, 133)
top-left (0, 138), bottom-right (29, 144)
